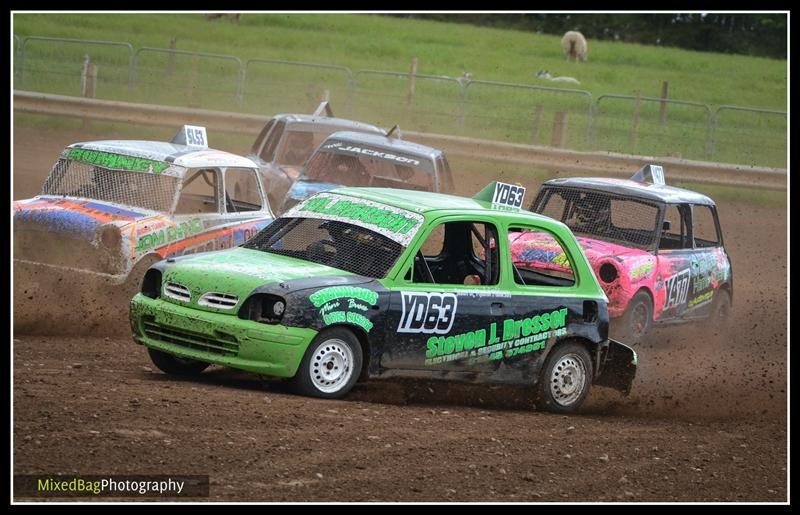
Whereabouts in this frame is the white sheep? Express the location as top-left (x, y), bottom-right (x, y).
top-left (536, 70), bottom-right (581, 85)
top-left (561, 31), bottom-right (588, 62)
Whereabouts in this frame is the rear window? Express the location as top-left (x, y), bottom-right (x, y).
top-left (303, 139), bottom-right (435, 191)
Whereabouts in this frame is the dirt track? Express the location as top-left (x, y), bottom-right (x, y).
top-left (12, 125), bottom-right (788, 502)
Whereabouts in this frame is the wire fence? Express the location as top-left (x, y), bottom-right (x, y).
top-left (12, 35), bottom-right (787, 169)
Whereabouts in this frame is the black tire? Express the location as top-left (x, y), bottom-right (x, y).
top-left (712, 289), bottom-right (732, 321)
top-left (536, 342), bottom-right (593, 414)
top-left (148, 348), bottom-right (211, 376)
top-left (289, 327), bottom-right (363, 399)
top-left (707, 289), bottom-right (732, 342)
top-left (619, 291), bottom-right (653, 345)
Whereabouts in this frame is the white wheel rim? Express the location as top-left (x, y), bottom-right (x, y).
top-left (310, 338), bottom-right (354, 394)
top-left (549, 353), bottom-right (588, 407)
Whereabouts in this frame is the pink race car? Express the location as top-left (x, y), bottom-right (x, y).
top-left (511, 165), bottom-right (732, 343)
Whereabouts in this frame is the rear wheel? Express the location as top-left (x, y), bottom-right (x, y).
top-left (712, 289), bottom-right (732, 321)
top-left (148, 348), bottom-right (210, 376)
top-left (619, 291), bottom-right (653, 345)
top-left (536, 342), bottom-right (593, 414)
top-left (290, 328), bottom-right (363, 399)
top-left (707, 289), bottom-right (732, 342)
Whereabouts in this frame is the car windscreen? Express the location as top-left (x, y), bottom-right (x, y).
top-left (534, 187), bottom-right (661, 250)
top-left (303, 139), bottom-right (435, 191)
top-left (42, 156), bottom-right (180, 213)
top-left (245, 192), bottom-right (425, 278)
top-left (243, 217), bottom-right (404, 279)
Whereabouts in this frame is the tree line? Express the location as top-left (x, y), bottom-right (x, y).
top-left (388, 14), bottom-right (787, 59)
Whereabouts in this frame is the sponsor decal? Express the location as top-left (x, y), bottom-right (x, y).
top-left (309, 286), bottom-right (378, 333)
top-left (67, 149), bottom-right (170, 174)
top-left (397, 292), bottom-right (458, 334)
top-left (629, 261), bottom-right (654, 280)
top-left (491, 181), bottom-right (526, 208)
top-left (135, 218), bottom-right (203, 253)
top-left (687, 290), bottom-right (714, 309)
top-left (424, 307), bottom-right (568, 366)
top-left (322, 142), bottom-right (421, 166)
top-left (664, 268), bottom-right (691, 310)
top-left (692, 253), bottom-right (727, 294)
top-left (287, 193), bottom-right (424, 246)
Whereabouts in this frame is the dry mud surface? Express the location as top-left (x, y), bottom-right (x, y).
top-left (13, 126), bottom-right (787, 502)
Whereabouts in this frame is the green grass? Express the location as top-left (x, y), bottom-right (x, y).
top-left (13, 13), bottom-right (787, 167)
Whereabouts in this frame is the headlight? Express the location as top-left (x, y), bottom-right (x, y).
top-left (598, 262), bottom-right (618, 283)
top-left (239, 294), bottom-right (286, 324)
top-left (141, 268), bottom-right (162, 299)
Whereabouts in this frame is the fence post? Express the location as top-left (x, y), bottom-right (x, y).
top-left (531, 105), bottom-right (544, 144)
top-left (706, 110), bottom-right (717, 161)
top-left (81, 55), bottom-right (98, 129)
top-left (80, 55), bottom-right (98, 98)
top-left (630, 91), bottom-right (642, 152)
top-left (188, 53), bottom-right (199, 108)
top-left (167, 38), bottom-right (177, 77)
top-left (407, 57), bottom-right (418, 104)
top-left (551, 112), bottom-right (569, 148)
top-left (659, 81), bottom-right (669, 126)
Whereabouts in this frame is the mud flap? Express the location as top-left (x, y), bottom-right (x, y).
top-left (594, 339), bottom-right (637, 396)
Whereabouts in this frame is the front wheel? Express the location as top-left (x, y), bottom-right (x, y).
top-left (148, 348), bottom-right (211, 376)
top-left (619, 291), bottom-right (653, 345)
top-left (536, 342), bottom-right (593, 414)
top-left (289, 328), bottom-right (363, 399)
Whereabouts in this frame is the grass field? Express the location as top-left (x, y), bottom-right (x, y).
top-left (12, 13), bottom-right (788, 167)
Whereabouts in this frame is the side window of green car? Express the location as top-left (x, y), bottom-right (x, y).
top-left (410, 221), bottom-right (500, 286)
top-left (508, 226), bottom-right (576, 288)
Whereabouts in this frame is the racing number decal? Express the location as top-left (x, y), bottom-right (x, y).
top-left (183, 126), bottom-right (208, 148)
top-left (492, 182), bottom-right (526, 208)
top-left (397, 292), bottom-right (457, 334)
top-left (650, 165), bottom-right (665, 185)
top-left (664, 269), bottom-right (691, 310)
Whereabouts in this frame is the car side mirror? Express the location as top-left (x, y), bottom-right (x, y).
top-left (662, 220), bottom-right (672, 231)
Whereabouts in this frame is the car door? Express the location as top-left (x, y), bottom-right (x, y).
top-left (162, 167), bottom-right (244, 257)
top-left (379, 216), bottom-right (509, 373)
top-left (502, 223), bottom-right (591, 381)
top-left (654, 202), bottom-right (695, 320)
top-left (685, 203), bottom-right (730, 318)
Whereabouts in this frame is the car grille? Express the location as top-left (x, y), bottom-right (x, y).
top-left (142, 316), bottom-right (239, 357)
top-left (198, 292), bottom-right (239, 309)
top-left (163, 282), bottom-right (191, 302)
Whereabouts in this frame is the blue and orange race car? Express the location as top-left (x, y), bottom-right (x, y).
top-left (14, 126), bottom-right (275, 298)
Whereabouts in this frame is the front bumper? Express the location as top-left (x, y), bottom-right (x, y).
top-left (130, 294), bottom-right (318, 378)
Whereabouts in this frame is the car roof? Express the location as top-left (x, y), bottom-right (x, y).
top-left (331, 187), bottom-right (558, 224)
top-left (541, 177), bottom-right (716, 206)
top-left (324, 131), bottom-right (443, 160)
top-left (68, 140), bottom-right (258, 171)
top-left (274, 114), bottom-right (386, 135)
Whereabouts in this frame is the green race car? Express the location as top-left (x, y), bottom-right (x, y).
top-left (130, 182), bottom-right (636, 413)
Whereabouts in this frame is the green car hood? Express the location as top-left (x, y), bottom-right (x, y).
top-left (161, 247), bottom-right (354, 312)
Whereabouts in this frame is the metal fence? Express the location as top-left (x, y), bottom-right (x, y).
top-left (131, 48), bottom-right (243, 110)
top-left (11, 35), bottom-right (787, 169)
top-left (243, 59), bottom-right (353, 116)
top-left (594, 95), bottom-right (713, 161)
